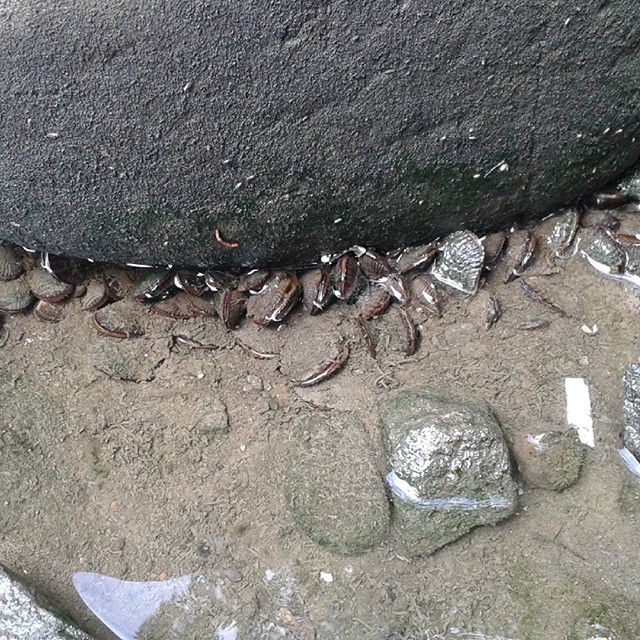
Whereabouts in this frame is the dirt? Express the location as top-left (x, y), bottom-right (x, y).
top-left (3, 212), bottom-right (640, 639)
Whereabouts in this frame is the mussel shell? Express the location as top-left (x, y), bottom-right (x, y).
top-left (505, 231), bottom-right (538, 282)
top-left (547, 210), bottom-right (580, 257)
top-left (41, 252), bottom-right (88, 285)
top-left (582, 227), bottom-right (626, 273)
top-left (152, 291), bottom-right (203, 319)
top-left (622, 241), bottom-right (640, 277)
top-left (358, 250), bottom-right (392, 280)
top-left (27, 268), bottom-right (74, 302)
top-left (131, 269), bottom-right (175, 302)
top-left (252, 271), bottom-right (302, 325)
top-left (481, 232), bottom-right (507, 270)
top-left (0, 277), bottom-right (34, 313)
top-left (300, 268), bottom-right (333, 315)
top-left (174, 271), bottom-right (208, 297)
top-left (185, 294), bottom-right (218, 317)
top-left (616, 169), bottom-right (640, 202)
top-left (204, 270), bottom-right (238, 292)
top-left (431, 230), bottom-right (484, 295)
top-left (237, 269), bottom-right (270, 294)
top-left (93, 303), bottom-right (143, 338)
top-left (0, 246), bottom-right (22, 281)
top-left (381, 273), bottom-right (410, 305)
top-left (103, 268), bottom-right (134, 301)
top-left (589, 192), bottom-right (629, 210)
top-left (331, 255), bottom-right (361, 300)
top-left (394, 243), bottom-right (438, 275)
top-left (81, 278), bottom-right (110, 311)
top-left (358, 285), bottom-right (392, 321)
top-left (220, 289), bottom-right (248, 329)
top-left (34, 300), bottom-right (65, 323)
top-left (410, 274), bottom-right (443, 316)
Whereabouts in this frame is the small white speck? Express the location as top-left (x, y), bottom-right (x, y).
top-left (10, 222), bottom-right (20, 228)
top-left (234, 182), bottom-right (243, 190)
top-left (344, 565), bottom-right (353, 576)
top-left (46, 132), bottom-right (59, 139)
top-left (222, 158), bottom-right (232, 165)
top-left (564, 17), bottom-right (571, 26)
top-left (418, 200), bottom-right (424, 205)
top-left (581, 324), bottom-right (598, 335)
top-left (499, 162), bottom-right (509, 172)
top-left (126, 263), bottom-right (154, 268)
top-left (319, 571), bottom-right (333, 583)
top-left (239, 444), bottom-right (246, 452)
top-left (473, 173), bottom-right (481, 179)
top-left (577, 133), bottom-right (583, 139)
top-left (320, 254), bottom-right (332, 263)
top-left (616, 128), bottom-right (624, 134)
top-left (334, 218), bottom-right (343, 224)
top-left (196, 372), bottom-right (205, 380)
top-left (440, 135), bottom-right (447, 141)
top-left (468, 136), bottom-right (477, 140)
top-left (603, 127), bottom-right (611, 134)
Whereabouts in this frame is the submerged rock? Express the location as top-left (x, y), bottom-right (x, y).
top-left (283, 413), bottom-right (390, 555)
top-left (512, 429), bottom-right (585, 492)
top-left (1, 2), bottom-right (640, 268)
top-left (380, 387), bottom-right (517, 556)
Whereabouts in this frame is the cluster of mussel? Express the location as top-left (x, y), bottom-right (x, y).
top-left (1, 168), bottom-right (639, 361)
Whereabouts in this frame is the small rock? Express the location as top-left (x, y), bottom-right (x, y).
top-left (623, 364), bottom-right (640, 457)
top-left (242, 374), bottom-right (263, 392)
top-left (380, 386), bottom-right (517, 556)
top-left (512, 429), bottom-right (585, 491)
top-left (0, 565), bottom-right (92, 639)
top-left (199, 400), bottom-right (229, 433)
top-left (283, 412), bottom-right (390, 555)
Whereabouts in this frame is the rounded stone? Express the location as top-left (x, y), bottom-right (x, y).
top-left (380, 386), bottom-right (517, 556)
top-left (1, 2), bottom-right (639, 269)
top-left (283, 413), bottom-right (390, 555)
top-left (512, 429), bottom-right (585, 492)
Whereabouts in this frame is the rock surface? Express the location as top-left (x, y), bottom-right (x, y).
top-left (623, 364), bottom-right (640, 457)
top-left (283, 412), bottom-right (390, 555)
top-left (1, 1), bottom-right (640, 269)
top-left (380, 387), bottom-right (517, 556)
top-left (0, 566), bottom-right (92, 639)
top-left (512, 429), bottom-right (585, 492)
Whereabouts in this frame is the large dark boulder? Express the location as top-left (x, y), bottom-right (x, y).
top-left (1, 1), bottom-right (639, 270)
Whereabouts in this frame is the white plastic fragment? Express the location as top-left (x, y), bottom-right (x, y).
top-left (619, 447), bottom-right (640, 479)
top-left (319, 571), bottom-right (334, 583)
top-left (386, 471), bottom-right (512, 510)
top-left (564, 377), bottom-right (594, 447)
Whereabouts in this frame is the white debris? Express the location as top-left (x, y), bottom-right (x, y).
top-left (619, 448), bottom-right (640, 479)
top-left (581, 324), bottom-right (598, 335)
top-left (565, 378), bottom-right (594, 447)
top-left (319, 572), bottom-right (334, 583)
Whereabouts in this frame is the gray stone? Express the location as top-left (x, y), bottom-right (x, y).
top-left (380, 387), bottom-right (517, 556)
top-left (1, 2), bottom-right (640, 269)
top-left (283, 413), bottom-right (390, 555)
top-left (512, 429), bottom-right (585, 492)
top-left (623, 364), bottom-right (640, 457)
top-left (0, 566), bottom-right (92, 639)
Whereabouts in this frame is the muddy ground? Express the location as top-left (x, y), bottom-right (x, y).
top-left (2, 212), bottom-right (640, 639)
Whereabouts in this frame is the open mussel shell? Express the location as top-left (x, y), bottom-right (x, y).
top-left (394, 243), bottom-right (438, 275)
top-left (358, 249), bottom-right (392, 280)
top-left (237, 269), bottom-right (270, 294)
top-left (251, 271), bottom-right (302, 325)
top-left (41, 252), bottom-right (89, 285)
top-left (0, 277), bottom-right (34, 313)
top-left (331, 255), bottom-right (362, 300)
top-left (220, 289), bottom-right (248, 329)
top-left (131, 269), bottom-right (175, 302)
top-left (81, 278), bottom-right (110, 311)
top-left (34, 300), bottom-right (65, 323)
top-left (0, 245), bottom-right (22, 281)
top-left (93, 303), bottom-right (144, 338)
top-left (431, 230), bottom-right (484, 295)
top-left (380, 273), bottom-right (410, 304)
top-left (357, 285), bottom-right (392, 321)
top-left (581, 227), bottom-right (626, 274)
top-left (27, 267), bottom-right (74, 302)
top-left (300, 267), bottom-right (333, 315)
